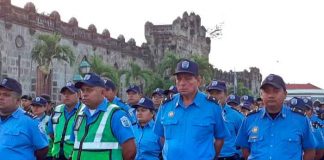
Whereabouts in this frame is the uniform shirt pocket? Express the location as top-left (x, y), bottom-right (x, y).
top-left (280, 134), bottom-right (300, 152)
top-left (2, 129), bottom-right (28, 147)
top-left (191, 121), bottom-right (214, 140)
top-left (161, 119), bottom-right (178, 140)
top-left (248, 135), bottom-right (265, 153)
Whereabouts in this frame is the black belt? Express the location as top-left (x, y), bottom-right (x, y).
top-left (218, 154), bottom-right (241, 160)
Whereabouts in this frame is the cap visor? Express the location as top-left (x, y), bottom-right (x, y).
top-left (173, 70), bottom-right (196, 76)
top-left (207, 87), bottom-right (224, 92)
top-left (75, 81), bottom-right (97, 88)
top-left (260, 82), bottom-right (283, 90)
top-left (126, 89), bottom-right (139, 93)
top-left (60, 86), bottom-right (78, 93)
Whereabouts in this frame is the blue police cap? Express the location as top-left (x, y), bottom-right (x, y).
top-left (164, 85), bottom-right (178, 95)
top-left (289, 97), bottom-right (308, 110)
top-left (104, 79), bottom-right (116, 90)
top-left (0, 77), bottom-right (22, 95)
top-left (226, 94), bottom-right (240, 105)
top-left (174, 59), bottom-right (199, 76)
top-left (126, 84), bottom-right (141, 93)
top-left (75, 73), bottom-right (105, 88)
top-left (152, 88), bottom-right (164, 96)
top-left (133, 97), bottom-right (154, 110)
top-left (207, 80), bottom-right (227, 92)
top-left (60, 81), bottom-right (79, 93)
top-left (241, 95), bottom-right (255, 104)
top-left (241, 102), bottom-right (252, 111)
top-left (31, 96), bottom-right (47, 106)
top-left (302, 98), bottom-right (312, 109)
top-left (261, 74), bottom-right (286, 91)
top-left (240, 95), bottom-right (254, 110)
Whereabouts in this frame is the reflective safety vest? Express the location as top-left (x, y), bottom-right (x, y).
top-left (72, 104), bottom-right (122, 160)
top-left (51, 103), bottom-right (85, 158)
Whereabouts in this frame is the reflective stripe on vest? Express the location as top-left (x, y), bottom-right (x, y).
top-left (52, 104), bottom-right (65, 132)
top-left (74, 104), bottom-right (119, 150)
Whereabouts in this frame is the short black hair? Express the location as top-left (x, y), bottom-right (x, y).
top-left (21, 95), bottom-right (32, 101)
top-left (40, 94), bottom-right (51, 103)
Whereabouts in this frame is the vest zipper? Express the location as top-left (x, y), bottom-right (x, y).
top-left (77, 124), bottom-right (90, 160)
top-left (60, 115), bottom-right (72, 149)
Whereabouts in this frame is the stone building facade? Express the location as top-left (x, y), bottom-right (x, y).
top-left (0, 0), bottom-right (261, 101)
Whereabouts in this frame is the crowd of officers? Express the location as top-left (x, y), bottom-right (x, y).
top-left (0, 59), bottom-right (323, 160)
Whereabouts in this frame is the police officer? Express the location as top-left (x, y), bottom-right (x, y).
top-left (154, 59), bottom-right (229, 159)
top-left (71, 73), bottom-right (136, 160)
top-left (0, 77), bottom-right (49, 159)
top-left (206, 80), bottom-right (244, 160)
top-left (21, 94), bottom-right (32, 112)
top-left (151, 88), bottom-right (164, 112)
top-left (47, 81), bottom-right (85, 160)
top-left (235, 74), bottom-right (317, 160)
top-left (126, 84), bottom-right (142, 106)
top-left (31, 96), bottom-right (51, 133)
top-left (133, 97), bottom-right (162, 160)
top-left (240, 95), bottom-right (255, 116)
top-left (163, 85), bottom-right (178, 99)
top-left (226, 94), bottom-right (241, 112)
top-left (255, 97), bottom-right (264, 109)
top-left (41, 94), bottom-right (54, 116)
top-left (103, 79), bottom-right (137, 125)
top-left (301, 98), bottom-right (324, 160)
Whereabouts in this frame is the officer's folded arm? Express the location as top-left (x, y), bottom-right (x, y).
top-left (303, 149), bottom-right (316, 160)
top-left (34, 146), bottom-right (49, 160)
top-left (121, 138), bottom-right (136, 160)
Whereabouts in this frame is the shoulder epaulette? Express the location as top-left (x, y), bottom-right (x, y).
top-left (247, 109), bottom-right (261, 116)
top-left (312, 121), bottom-right (321, 129)
top-left (206, 95), bottom-right (219, 105)
top-left (290, 107), bottom-right (306, 116)
top-left (24, 111), bottom-right (37, 119)
top-left (162, 96), bottom-right (173, 105)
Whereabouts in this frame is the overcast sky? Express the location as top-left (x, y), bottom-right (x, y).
top-left (12, 0), bottom-right (324, 88)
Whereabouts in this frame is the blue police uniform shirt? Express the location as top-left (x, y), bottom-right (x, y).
top-left (112, 96), bottom-right (137, 125)
top-left (220, 104), bottom-right (244, 157)
top-left (310, 114), bottom-right (324, 149)
top-left (133, 120), bottom-right (162, 160)
top-left (70, 98), bottom-right (134, 144)
top-left (154, 91), bottom-right (229, 159)
top-left (47, 101), bottom-right (81, 134)
top-left (235, 106), bottom-right (317, 160)
top-left (0, 108), bottom-right (49, 160)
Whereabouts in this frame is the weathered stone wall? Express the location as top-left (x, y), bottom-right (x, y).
top-left (214, 67), bottom-right (262, 95)
top-left (145, 11), bottom-right (211, 65)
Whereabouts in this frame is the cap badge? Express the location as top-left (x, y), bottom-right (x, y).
top-left (139, 98), bottom-right (145, 103)
top-left (267, 75), bottom-right (274, 81)
top-left (1, 79), bottom-right (7, 85)
top-left (66, 81), bottom-right (73, 86)
top-left (168, 111), bottom-right (175, 118)
top-left (181, 61), bottom-right (190, 69)
top-left (243, 95), bottom-right (248, 101)
top-left (229, 95), bottom-right (235, 100)
top-left (211, 81), bottom-right (218, 86)
top-left (303, 98), bottom-right (309, 103)
top-left (291, 98), bottom-right (297, 105)
top-left (84, 74), bottom-right (91, 80)
top-left (36, 97), bottom-right (40, 102)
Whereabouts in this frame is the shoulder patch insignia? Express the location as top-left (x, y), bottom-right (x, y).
top-left (312, 121), bottom-right (320, 129)
top-left (120, 116), bottom-right (131, 127)
top-left (207, 95), bottom-right (219, 105)
top-left (247, 109), bottom-right (261, 116)
top-left (24, 111), bottom-right (37, 119)
top-left (290, 107), bottom-right (306, 116)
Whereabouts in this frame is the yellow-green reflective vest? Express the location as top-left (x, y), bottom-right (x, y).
top-left (51, 103), bottom-right (85, 158)
top-left (72, 104), bottom-right (122, 160)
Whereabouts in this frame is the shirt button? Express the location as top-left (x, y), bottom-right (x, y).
top-left (269, 156), bottom-right (272, 160)
top-left (270, 145), bottom-right (273, 147)
top-left (271, 134), bottom-right (274, 137)
top-left (271, 123), bottom-right (274, 126)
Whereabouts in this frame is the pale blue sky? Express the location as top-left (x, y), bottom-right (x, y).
top-left (12, 0), bottom-right (324, 88)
